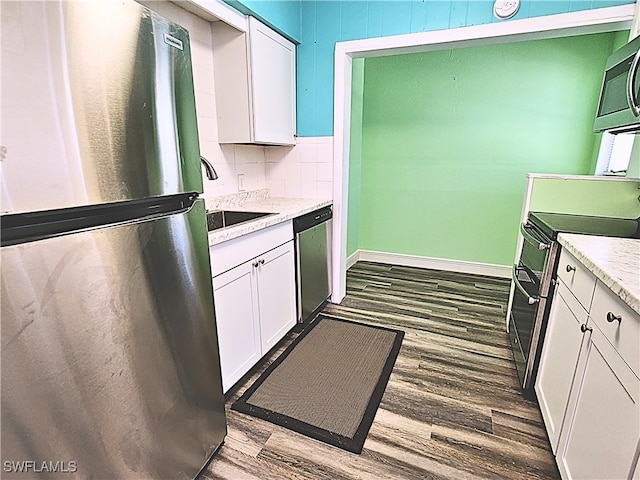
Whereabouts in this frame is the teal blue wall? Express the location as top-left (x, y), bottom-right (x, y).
top-left (228, 0), bottom-right (634, 137)
top-left (224, 0), bottom-right (301, 42)
top-left (298, 0), bottom-right (634, 137)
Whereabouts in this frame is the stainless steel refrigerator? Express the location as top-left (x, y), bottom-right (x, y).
top-left (1, 1), bottom-right (226, 478)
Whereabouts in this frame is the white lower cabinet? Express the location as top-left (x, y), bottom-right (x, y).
top-left (211, 225), bottom-right (296, 393)
top-left (557, 324), bottom-right (640, 480)
top-left (256, 242), bottom-right (297, 353)
top-left (212, 260), bottom-right (261, 393)
top-left (536, 248), bottom-right (640, 480)
top-left (535, 282), bottom-right (587, 453)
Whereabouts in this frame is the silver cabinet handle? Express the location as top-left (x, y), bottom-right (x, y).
top-left (520, 222), bottom-right (550, 250)
top-left (512, 265), bottom-right (540, 305)
top-left (627, 49), bottom-right (640, 117)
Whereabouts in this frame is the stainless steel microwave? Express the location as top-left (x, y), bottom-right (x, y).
top-left (593, 35), bottom-right (640, 134)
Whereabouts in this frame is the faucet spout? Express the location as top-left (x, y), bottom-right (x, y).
top-left (200, 156), bottom-right (218, 180)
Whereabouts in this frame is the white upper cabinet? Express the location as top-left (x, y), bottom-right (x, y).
top-left (212, 17), bottom-right (296, 145)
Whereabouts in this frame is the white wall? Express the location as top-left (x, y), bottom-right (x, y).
top-left (264, 137), bottom-right (333, 198)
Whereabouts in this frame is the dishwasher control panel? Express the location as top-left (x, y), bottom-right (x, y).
top-left (293, 206), bottom-right (332, 233)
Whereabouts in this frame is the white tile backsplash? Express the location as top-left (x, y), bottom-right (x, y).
top-left (265, 146), bottom-right (285, 163)
top-left (316, 141), bottom-right (333, 163)
top-left (300, 162), bottom-right (317, 182)
top-left (269, 179), bottom-right (286, 197)
top-left (317, 181), bottom-right (333, 199)
top-left (265, 136), bottom-right (333, 200)
top-left (284, 159), bottom-right (301, 183)
top-left (297, 145), bottom-right (317, 163)
top-left (267, 161), bottom-right (286, 181)
top-left (283, 144), bottom-right (301, 164)
top-left (285, 180), bottom-right (302, 197)
top-left (317, 161), bottom-right (333, 182)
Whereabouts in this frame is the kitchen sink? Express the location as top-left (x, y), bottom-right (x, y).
top-left (206, 210), bottom-right (277, 232)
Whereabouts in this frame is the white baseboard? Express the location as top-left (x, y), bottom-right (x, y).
top-left (348, 249), bottom-right (511, 279)
top-left (346, 251), bottom-right (359, 270)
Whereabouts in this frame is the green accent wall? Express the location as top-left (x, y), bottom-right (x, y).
top-left (352, 32), bottom-right (619, 267)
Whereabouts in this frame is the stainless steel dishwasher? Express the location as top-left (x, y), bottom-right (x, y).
top-left (293, 206), bottom-right (332, 324)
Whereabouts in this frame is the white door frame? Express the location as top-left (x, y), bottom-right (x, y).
top-left (330, 4), bottom-right (635, 303)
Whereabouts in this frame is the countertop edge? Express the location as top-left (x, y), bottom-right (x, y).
top-left (558, 233), bottom-right (640, 316)
top-left (207, 198), bottom-right (332, 247)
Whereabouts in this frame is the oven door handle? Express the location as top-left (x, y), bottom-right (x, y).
top-left (520, 222), bottom-right (550, 251)
top-left (512, 264), bottom-right (540, 305)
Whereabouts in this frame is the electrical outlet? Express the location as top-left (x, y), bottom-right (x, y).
top-left (237, 173), bottom-right (245, 192)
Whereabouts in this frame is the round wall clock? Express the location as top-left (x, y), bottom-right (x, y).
top-left (493, 0), bottom-right (520, 20)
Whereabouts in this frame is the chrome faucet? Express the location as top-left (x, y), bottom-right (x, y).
top-left (200, 156), bottom-right (218, 180)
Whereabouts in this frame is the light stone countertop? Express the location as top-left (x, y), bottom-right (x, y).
top-left (206, 196), bottom-right (332, 246)
top-left (558, 233), bottom-right (640, 315)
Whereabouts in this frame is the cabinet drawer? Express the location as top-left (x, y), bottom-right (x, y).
top-left (590, 281), bottom-right (640, 378)
top-left (556, 278), bottom-right (588, 320)
top-left (210, 221), bottom-right (293, 277)
top-left (556, 248), bottom-right (596, 311)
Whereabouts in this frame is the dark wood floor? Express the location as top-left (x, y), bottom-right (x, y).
top-left (202, 262), bottom-right (560, 480)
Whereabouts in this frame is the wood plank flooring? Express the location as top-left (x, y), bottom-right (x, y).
top-left (201, 262), bottom-right (560, 480)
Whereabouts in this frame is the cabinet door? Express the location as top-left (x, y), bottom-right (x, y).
top-left (535, 283), bottom-right (587, 453)
top-left (212, 261), bottom-right (261, 393)
top-left (558, 325), bottom-right (640, 480)
top-left (256, 241), bottom-right (297, 353)
top-left (249, 17), bottom-right (296, 145)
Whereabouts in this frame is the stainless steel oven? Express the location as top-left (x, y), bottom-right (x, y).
top-left (509, 212), bottom-right (640, 398)
top-left (510, 219), bottom-right (557, 397)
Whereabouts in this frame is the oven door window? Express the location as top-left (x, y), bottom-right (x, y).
top-left (519, 225), bottom-right (549, 287)
top-left (511, 266), bottom-right (539, 355)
